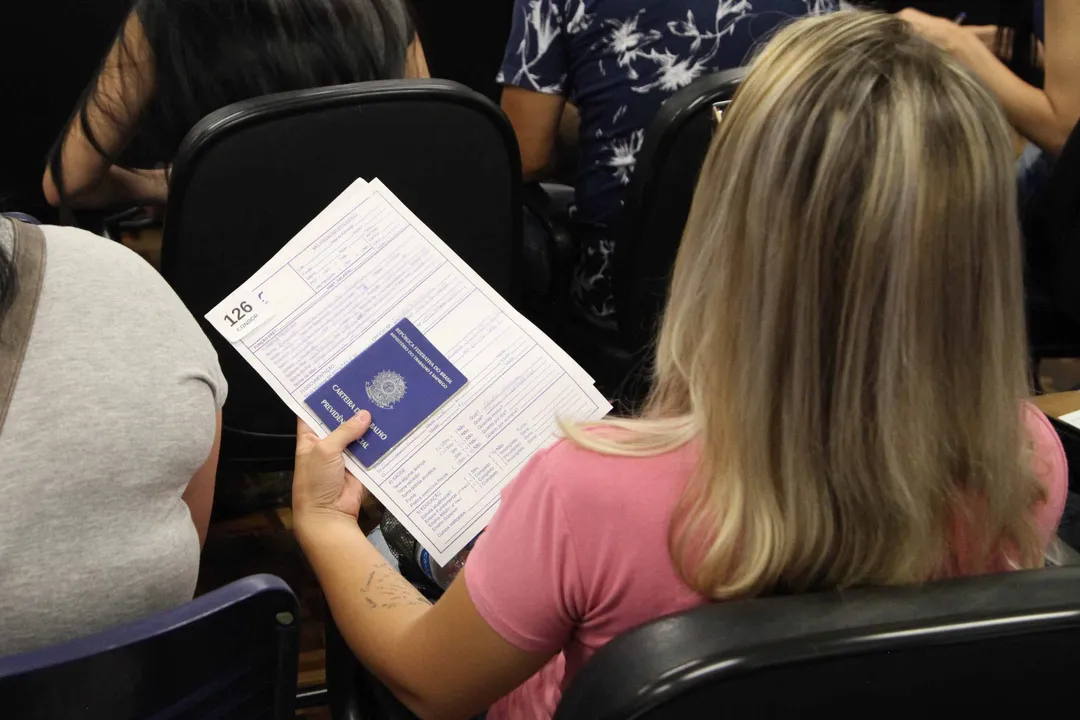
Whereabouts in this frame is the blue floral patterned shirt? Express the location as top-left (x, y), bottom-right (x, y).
top-left (498, 0), bottom-right (838, 318)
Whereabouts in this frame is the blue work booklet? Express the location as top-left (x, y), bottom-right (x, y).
top-left (208, 179), bottom-right (613, 565)
top-left (305, 319), bottom-right (467, 466)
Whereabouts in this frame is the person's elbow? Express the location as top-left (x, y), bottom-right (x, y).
top-left (511, 125), bottom-right (556, 181)
top-left (517, 131), bottom-right (559, 181)
top-left (384, 682), bottom-right (479, 720)
top-left (377, 661), bottom-right (491, 720)
top-left (501, 86), bottom-right (565, 182)
top-left (42, 161), bottom-right (103, 208)
top-left (1044, 114), bottom-right (1079, 157)
top-left (41, 166), bottom-right (62, 207)
top-left (183, 412), bottom-right (221, 549)
top-left (521, 148), bottom-right (553, 182)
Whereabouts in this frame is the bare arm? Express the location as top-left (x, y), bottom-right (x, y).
top-left (901, 3), bottom-right (1080, 155)
top-left (182, 412), bottom-right (221, 548)
top-left (42, 11), bottom-right (161, 208)
top-left (955, 0), bottom-right (1080, 155)
top-left (293, 417), bottom-right (551, 720)
top-left (500, 86), bottom-right (567, 181)
top-left (298, 519), bottom-right (550, 719)
top-left (406, 37), bottom-right (431, 79)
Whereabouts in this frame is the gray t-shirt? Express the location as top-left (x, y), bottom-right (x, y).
top-left (0, 220), bottom-right (227, 655)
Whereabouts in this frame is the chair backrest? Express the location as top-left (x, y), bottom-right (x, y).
top-left (1042, 119), bottom-right (1080, 324)
top-left (611, 68), bottom-right (746, 351)
top-left (555, 566), bottom-right (1080, 719)
top-left (0, 574), bottom-right (299, 720)
top-left (1047, 413), bottom-right (1080, 551)
top-left (161, 79), bottom-right (521, 461)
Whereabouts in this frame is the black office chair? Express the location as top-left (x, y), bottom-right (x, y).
top-left (536, 69), bottom-right (746, 409)
top-left (1028, 118), bottom-right (1080, 381)
top-left (162, 79), bottom-right (522, 475)
top-left (612, 68), bottom-right (748, 355)
top-left (327, 617), bottom-right (418, 720)
top-left (1047, 413), bottom-right (1080, 553)
top-left (336, 564), bottom-right (1080, 719)
top-left (556, 566), bottom-right (1080, 719)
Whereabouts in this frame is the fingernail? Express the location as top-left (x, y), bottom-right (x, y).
top-left (356, 410), bottom-right (371, 424)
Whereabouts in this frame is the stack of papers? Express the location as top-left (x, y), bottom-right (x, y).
top-left (207, 179), bottom-right (612, 564)
top-left (1059, 409), bottom-right (1080, 430)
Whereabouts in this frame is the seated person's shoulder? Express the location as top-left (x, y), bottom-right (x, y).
top-left (39, 223), bottom-right (163, 280)
top-left (36, 224), bottom-right (193, 322)
top-left (28, 222), bottom-right (226, 404)
top-left (521, 427), bottom-right (699, 504)
top-left (1022, 402), bottom-right (1069, 511)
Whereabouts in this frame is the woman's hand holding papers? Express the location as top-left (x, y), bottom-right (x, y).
top-left (290, 411), bottom-right (547, 720)
top-left (293, 413), bottom-right (372, 525)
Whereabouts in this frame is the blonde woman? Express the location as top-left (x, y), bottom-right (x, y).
top-left (290, 10), bottom-right (1068, 720)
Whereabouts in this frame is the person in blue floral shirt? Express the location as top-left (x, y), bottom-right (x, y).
top-left (499, 0), bottom-right (839, 320)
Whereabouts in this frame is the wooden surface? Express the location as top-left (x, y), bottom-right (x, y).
top-left (1033, 391), bottom-right (1080, 419)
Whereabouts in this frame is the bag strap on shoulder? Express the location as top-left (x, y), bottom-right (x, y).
top-left (0, 220), bottom-right (47, 432)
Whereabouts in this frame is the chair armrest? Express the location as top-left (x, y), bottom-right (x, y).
top-left (326, 615), bottom-right (362, 720)
top-left (521, 183), bottom-right (577, 302)
top-left (103, 206), bottom-right (164, 241)
top-left (326, 612), bottom-right (423, 720)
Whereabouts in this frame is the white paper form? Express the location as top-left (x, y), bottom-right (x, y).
top-left (208, 179), bottom-right (612, 564)
top-left (1060, 409), bottom-right (1080, 430)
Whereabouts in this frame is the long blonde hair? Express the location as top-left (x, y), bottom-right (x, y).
top-left (566, 11), bottom-right (1045, 598)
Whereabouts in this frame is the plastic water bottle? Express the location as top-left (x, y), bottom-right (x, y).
top-left (414, 540), bottom-right (475, 590)
top-left (380, 511), bottom-right (418, 565)
top-left (381, 511), bottom-right (476, 590)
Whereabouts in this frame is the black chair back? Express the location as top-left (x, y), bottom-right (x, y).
top-left (1026, 119), bottom-right (1080, 367)
top-left (162, 79), bottom-right (521, 469)
top-left (1048, 413), bottom-right (1080, 550)
top-left (0, 574), bottom-right (299, 719)
top-left (1043, 120), bottom-right (1080, 322)
top-left (612, 68), bottom-right (746, 352)
top-left (556, 567), bottom-right (1080, 719)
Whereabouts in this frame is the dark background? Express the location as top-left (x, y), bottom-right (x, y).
top-left (0, 0), bottom-right (133, 223)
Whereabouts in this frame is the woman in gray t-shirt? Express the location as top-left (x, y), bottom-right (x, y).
top-left (0, 218), bottom-right (225, 655)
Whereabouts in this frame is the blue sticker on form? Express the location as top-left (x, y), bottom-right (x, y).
top-left (305, 319), bottom-right (467, 467)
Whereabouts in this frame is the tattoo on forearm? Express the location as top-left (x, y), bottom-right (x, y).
top-left (359, 562), bottom-right (431, 611)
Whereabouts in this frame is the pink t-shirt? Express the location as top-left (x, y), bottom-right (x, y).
top-left (464, 404), bottom-right (1069, 719)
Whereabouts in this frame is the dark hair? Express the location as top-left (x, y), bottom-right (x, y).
top-left (996, 0), bottom-right (1043, 88)
top-left (0, 195), bottom-right (15, 318)
top-left (0, 238), bottom-right (13, 320)
top-left (49, 0), bottom-right (413, 205)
